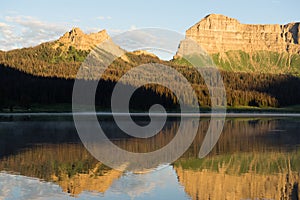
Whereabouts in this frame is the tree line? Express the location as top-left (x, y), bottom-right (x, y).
top-left (0, 44), bottom-right (300, 110)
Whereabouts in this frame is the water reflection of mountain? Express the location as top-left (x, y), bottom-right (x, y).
top-left (175, 165), bottom-right (299, 200)
top-left (0, 143), bottom-right (122, 196)
top-left (0, 117), bottom-right (299, 198)
top-left (173, 118), bottom-right (300, 200)
top-left (174, 149), bottom-right (300, 199)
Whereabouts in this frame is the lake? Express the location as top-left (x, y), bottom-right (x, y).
top-left (0, 114), bottom-right (299, 200)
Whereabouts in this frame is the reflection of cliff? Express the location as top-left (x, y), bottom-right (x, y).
top-left (0, 144), bottom-right (122, 196)
top-left (52, 163), bottom-right (122, 196)
top-left (174, 151), bottom-right (300, 200)
top-left (173, 117), bottom-right (300, 200)
top-left (175, 165), bottom-right (300, 200)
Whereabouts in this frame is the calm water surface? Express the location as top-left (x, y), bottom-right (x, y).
top-left (0, 115), bottom-right (299, 200)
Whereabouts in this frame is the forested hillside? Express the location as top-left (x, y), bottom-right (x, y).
top-left (1, 43), bottom-right (300, 111)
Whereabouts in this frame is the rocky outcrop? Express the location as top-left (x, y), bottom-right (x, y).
top-left (179, 14), bottom-right (300, 55)
top-left (53, 27), bottom-right (110, 51)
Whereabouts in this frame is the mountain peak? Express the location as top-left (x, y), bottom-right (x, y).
top-left (69, 27), bottom-right (85, 35)
top-left (203, 14), bottom-right (239, 21)
top-left (184, 14), bottom-right (300, 54)
top-left (196, 13), bottom-right (240, 28)
top-left (53, 27), bottom-right (110, 51)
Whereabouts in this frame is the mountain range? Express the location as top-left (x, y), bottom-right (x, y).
top-left (0, 14), bottom-right (300, 111)
top-left (178, 14), bottom-right (300, 74)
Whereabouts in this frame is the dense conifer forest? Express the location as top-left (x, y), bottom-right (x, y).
top-left (0, 45), bottom-right (300, 111)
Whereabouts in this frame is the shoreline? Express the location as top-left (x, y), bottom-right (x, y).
top-left (1, 112), bottom-right (300, 118)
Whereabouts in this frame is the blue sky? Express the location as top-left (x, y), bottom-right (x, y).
top-left (0, 0), bottom-right (299, 50)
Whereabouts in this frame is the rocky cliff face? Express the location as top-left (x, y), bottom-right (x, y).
top-left (53, 27), bottom-right (110, 51)
top-left (180, 14), bottom-right (300, 55)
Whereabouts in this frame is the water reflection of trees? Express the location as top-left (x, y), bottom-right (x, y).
top-left (103, 118), bottom-right (299, 156)
top-left (185, 118), bottom-right (300, 158)
top-left (0, 118), bottom-right (299, 196)
top-left (1, 118), bottom-right (298, 176)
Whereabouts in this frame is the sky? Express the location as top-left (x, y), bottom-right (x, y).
top-left (0, 0), bottom-right (299, 51)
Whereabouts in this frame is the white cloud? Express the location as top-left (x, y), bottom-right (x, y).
top-left (108, 28), bottom-right (124, 36)
top-left (108, 165), bottom-right (183, 199)
top-left (0, 22), bottom-right (20, 49)
top-left (73, 19), bottom-right (81, 23)
top-left (96, 16), bottom-right (105, 20)
top-left (129, 25), bottom-right (137, 31)
top-left (0, 22), bottom-right (8, 27)
top-left (85, 27), bottom-right (103, 34)
top-left (108, 25), bottom-right (138, 36)
top-left (0, 22), bottom-right (13, 37)
top-left (0, 15), bottom-right (70, 50)
top-left (96, 16), bottom-right (112, 20)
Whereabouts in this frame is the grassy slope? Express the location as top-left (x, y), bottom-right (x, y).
top-left (173, 50), bottom-right (300, 75)
top-left (212, 50), bottom-right (300, 75)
